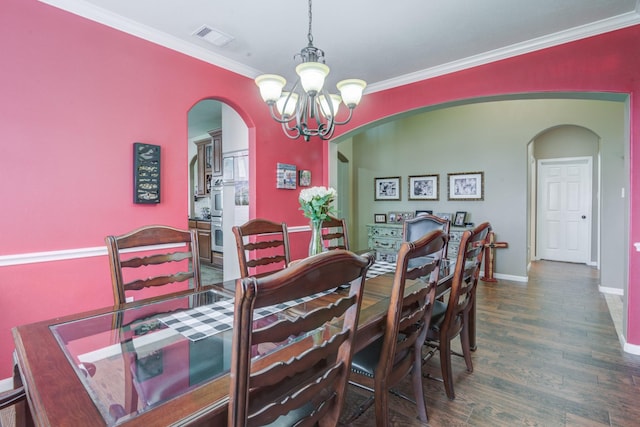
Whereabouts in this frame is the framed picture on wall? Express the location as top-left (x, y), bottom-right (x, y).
top-left (408, 174), bottom-right (439, 200)
top-left (276, 163), bottom-right (297, 190)
top-left (299, 170), bottom-right (311, 186)
top-left (448, 171), bottom-right (484, 201)
top-left (374, 176), bottom-right (401, 201)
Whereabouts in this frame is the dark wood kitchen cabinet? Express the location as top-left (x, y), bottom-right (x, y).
top-left (195, 139), bottom-right (211, 197)
top-left (188, 219), bottom-right (212, 263)
top-left (209, 129), bottom-right (222, 177)
top-left (194, 130), bottom-right (222, 196)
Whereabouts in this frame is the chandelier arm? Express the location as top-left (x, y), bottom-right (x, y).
top-left (281, 121), bottom-right (301, 139)
top-left (283, 121), bottom-right (300, 134)
top-left (316, 88), bottom-right (336, 119)
top-left (318, 114), bottom-right (335, 137)
top-left (267, 104), bottom-right (297, 125)
top-left (332, 107), bottom-right (355, 126)
top-left (319, 126), bottom-right (335, 140)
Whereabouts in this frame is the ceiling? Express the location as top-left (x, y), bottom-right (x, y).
top-left (41, 0), bottom-right (640, 137)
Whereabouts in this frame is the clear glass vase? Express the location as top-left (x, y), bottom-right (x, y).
top-left (309, 219), bottom-right (325, 256)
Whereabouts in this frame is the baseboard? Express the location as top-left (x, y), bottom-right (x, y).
top-left (599, 286), bottom-right (624, 295)
top-left (493, 272), bottom-right (528, 283)
top-left (623, 340), bottom-right (640, 355)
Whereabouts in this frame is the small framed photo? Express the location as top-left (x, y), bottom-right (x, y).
top-left (448, 171), bottom-right (484, 201)
top-left (374, 177), bottom-right (401, 201)
top-left (374, 213), bottom-right (387, 223)
top-left (415, 210), bottom-right (433, 217)
top-left (435, 212), bottom-right (453, 222)
top-left (388, 211), bottom-right (414, 223)
top-left (299, 170), bottom-right (311, 187)
top-left (408, 174), bottom-right (438, 200)
top-left (454, 211), bottom-right (467, 227)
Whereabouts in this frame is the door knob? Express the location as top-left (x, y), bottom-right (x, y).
top-left (581, 215), bottom-right (587, 219)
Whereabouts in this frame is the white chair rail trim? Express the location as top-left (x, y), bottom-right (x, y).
top-left (2, 227), bottom-right (313, 266)
top-left (287, 225), bottom-right (311, 233)
top-left (0, 243), bottom-right (183, 267)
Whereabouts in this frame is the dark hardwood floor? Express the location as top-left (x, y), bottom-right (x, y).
top-left (339, 260), bottom-right (640, 426)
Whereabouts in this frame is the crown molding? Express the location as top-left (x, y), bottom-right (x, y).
top-left (367, 11), bottom-right (640, 93)
top-left (38, 1), bottom-right (640, 94)
top-left (38, 0), bottom-right (261, 77)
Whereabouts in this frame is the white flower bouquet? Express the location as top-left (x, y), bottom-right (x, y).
top-left (299, 186), bottom-right (337, 222)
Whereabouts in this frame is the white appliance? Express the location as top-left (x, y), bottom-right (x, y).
top-left (210, 181), bottom-right (223, 217)
top-left (211, 216), bottom-right (223, 252)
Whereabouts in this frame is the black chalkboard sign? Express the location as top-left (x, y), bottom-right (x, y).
top-left (133, 143), bottom-right (160, 204)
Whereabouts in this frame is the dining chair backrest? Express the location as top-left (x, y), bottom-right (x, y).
top-left (442, 221), bottom-right (491, 342)
top-left (403, 214), bottom-right (450, 258)
top-left (105, 225), bottom-right (202, 306)
top-left (232, 218), bottom-right (291, 279)
top-left (425, 221), bottom-right (491, 400)
top-left (228, 249), bottom-right (374, 427)
top-left (321, 215), bottom-right (350, 250)
top-left (348, 229), bottom-right (448, 424)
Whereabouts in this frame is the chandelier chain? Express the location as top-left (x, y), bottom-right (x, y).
top-left (307, 0), bottom-right (313, 46)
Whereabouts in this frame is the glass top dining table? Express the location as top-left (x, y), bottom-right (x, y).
top-left (12, 259), bottom-right (458, 426)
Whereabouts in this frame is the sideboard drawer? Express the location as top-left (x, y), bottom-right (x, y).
top-left (368, 237), bottom-right (401, 251)
top-left (368, 225), bottom-right (403, 239)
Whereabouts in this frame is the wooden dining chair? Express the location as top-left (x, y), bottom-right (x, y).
top-left (423, 222), bottom-right (491, 400)
top-left (346, 229), bottom-right (448, 425)
top-left (0, 365), bottom-right (28, 427)
top-left (403, 213), bottom-right (450, 258)
top-left (321, 215), bottom-right (350, 250)
top-left (105, 225), bottom-right (202, 305)
top-left (232, 218), bottom-right (291, 279)
top-left (228, 249), bottom-right (374, 427)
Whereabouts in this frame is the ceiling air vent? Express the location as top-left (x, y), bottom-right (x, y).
top-left (192, 25), bottom-right (234, 47)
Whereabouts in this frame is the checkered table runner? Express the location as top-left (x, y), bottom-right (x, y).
top-left (160, 290), bottom-right (334, 342)
top-left (366, 260), bottom-right (396, 278)
top-left (160, 260), bottom-right (397, 342)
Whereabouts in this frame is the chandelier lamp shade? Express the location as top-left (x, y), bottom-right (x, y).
top-left (254, 0), bottom-right (366, 141)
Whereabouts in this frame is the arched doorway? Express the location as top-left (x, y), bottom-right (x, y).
top-left (529, 125), bottom-right (599, 266)
top-left (187, 99), bottom-right (249, 281)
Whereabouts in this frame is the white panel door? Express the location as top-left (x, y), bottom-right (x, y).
top-left (537, 157), bottom-right (592, 263)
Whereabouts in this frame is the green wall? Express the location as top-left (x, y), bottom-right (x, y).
top-left (344, 98), bottom-right (625, 285)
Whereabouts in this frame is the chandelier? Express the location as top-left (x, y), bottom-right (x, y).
top-left (254, 0), bottom-right (366, 141)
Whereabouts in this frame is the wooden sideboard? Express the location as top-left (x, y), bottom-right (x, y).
top-left (366, 223), bottom-right (472, 262)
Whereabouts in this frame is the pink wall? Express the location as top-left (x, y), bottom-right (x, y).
top-left (2, 0), bottom-right (640, 378)
top-left (0, 0), bottom-right (322, 377)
